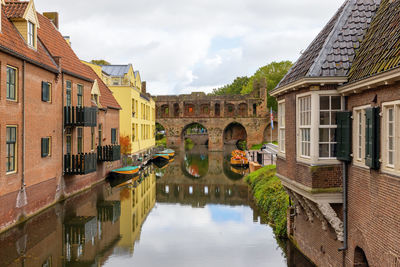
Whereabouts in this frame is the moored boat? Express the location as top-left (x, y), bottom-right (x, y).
top-left (153, 153), bottom-right (170, 161)
top-left (230, 156), bottom-right (249, 167)
top-left (108, 166), bottom-right (140, 187)
top-left (161, 149), bottom-right (175, 158)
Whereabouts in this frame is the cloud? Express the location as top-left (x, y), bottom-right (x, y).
top-left (34, 0), bottom-right (344, 95)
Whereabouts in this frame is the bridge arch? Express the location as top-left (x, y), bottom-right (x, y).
top-left (223, 122), bottom-right (247, 146)
top-left (182, 122), bottom-right (209, 147)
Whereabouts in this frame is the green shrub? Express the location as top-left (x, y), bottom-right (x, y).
top-left (245, 165), bottom-right (289, 237)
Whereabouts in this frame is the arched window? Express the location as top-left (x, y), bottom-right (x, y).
top-left (215, 103), bottom-right (220, 116)
top-left (173, 103), bottom-right (179, 117)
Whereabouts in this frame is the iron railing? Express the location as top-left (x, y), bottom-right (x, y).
top-left (64, 153), bottom-right (97, 175)
top-left (97, 145), bottom-right (121, 162)
top-left (64, 106), bottom-right (97, 127)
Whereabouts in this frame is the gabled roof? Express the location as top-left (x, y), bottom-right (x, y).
top-left (0, 6), bottom-right (57, 72)
top-left (348, 0), bottom-right (400, 82)
top-left (276, 0), bottom-right (380, 89)
top-left (83, 64), bottom-right (121, 110)
top-left (4, 0), bottom-right (28, 18)
top-left (36, 12), bottom-right (93, 81)
top-left (101, 64), bottom-right (132, 77)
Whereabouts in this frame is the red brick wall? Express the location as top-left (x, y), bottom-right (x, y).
top-left (345, 83), bottom-right (400, 266)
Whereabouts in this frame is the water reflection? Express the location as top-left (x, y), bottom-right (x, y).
top-left (0, 148), bottom-right (313, 267)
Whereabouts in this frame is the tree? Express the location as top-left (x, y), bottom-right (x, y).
top-left (211, 76), bottom-right (250, 95)
top-left (241, 61), bottom-right (292, 111)
top-left (120, 135), bottom-right (131, 165)
top-left (91, 59), bottom-right (111, 65)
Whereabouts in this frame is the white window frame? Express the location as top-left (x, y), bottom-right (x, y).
top-left (381, 101), bottom-right (400, 175)
top-left (27, 21), bottom-right (35, 47)
top-left (278, 100), bottom-right (286, 156)
top-left (352, 105), bottom-right (370, 169)
top-left (296, 91), bottom-right (343, 165)
top-left (298, 94), bottom-right (311, 159)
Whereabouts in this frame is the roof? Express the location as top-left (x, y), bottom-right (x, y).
top-left (101, 64), bottom-right (132, 77)
top-left (4, 0), bottom-right (28, 18)
top-left (36, 12), bottom-right (93, 81)
top-left (83, 64), bottom-right (121, 110)
top-left (0, 6), bottom-right (58, 72)
top-left (276, 0), bottom-right (380, 88)
top-left (348, 0), bottom-right (400, 82)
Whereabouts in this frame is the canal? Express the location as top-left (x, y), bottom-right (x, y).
top-left (0, 146), bottom-right (313, 266)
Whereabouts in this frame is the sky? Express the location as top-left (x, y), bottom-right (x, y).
top-left (35, 0), bottom-right (344, 95)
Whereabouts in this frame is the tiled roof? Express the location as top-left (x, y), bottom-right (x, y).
top-left (84, 64), bottom-right (121, 110)
top-left (0, 7), bottom-right (57, 71)
top-left (348, 0), bottom-right (400, 82)
top-left (102, 64), bottom-right (132, 77)
top-left (36, 13), bottom-right (93, 81)
top-left (4, 1), bottom-right (28, 19)
top-left (277, 0), bottom-right (380, 88)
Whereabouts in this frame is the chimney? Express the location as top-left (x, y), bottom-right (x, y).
top-left (63, 36), bottom-right (71, 47)
top-left (43, 12), bottom-right (59, 29)
top-left (142, 81), bottom-right (147, 94)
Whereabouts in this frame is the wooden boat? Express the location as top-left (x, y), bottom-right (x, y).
top-left (231, 149), bottom-right (246, 157)
top-left (161, 149), bottom-right (175, 158)
top-left (230, 156), bottom-right (249, 167)
top-left (108, 166), bottom-right (140, 187)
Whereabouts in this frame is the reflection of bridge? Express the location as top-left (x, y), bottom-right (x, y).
top-left (155, 90), bottom-right (277, 151)
top-left (156, 151), bottom-right (251, 206)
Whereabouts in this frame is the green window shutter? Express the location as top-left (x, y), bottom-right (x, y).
top-left (336, 111), bottom-right (352, 161)
top-left (365, 107), bottom-right (380, 169)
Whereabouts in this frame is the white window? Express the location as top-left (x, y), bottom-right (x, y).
top-left (382, 103), bottom-right (398, 171)
top-left (278, 101), bottom-right (285, 154)
top-left (299, 96), bottom-right (311, 157)
top-left (387, 108), bottom-right (395, 167)
top-left (319, 96), bottom-right (342, 158)
top-left (28, 21), bottom-right (35, 47)
top-left (352, 106), bottom-right (370, 167)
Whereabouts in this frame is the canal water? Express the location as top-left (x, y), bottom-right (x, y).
top-left (0, 146), bottom-right (313, 267)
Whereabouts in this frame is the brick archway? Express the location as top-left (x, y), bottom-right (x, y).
top-left (181, 122), bottom-right (209, 146)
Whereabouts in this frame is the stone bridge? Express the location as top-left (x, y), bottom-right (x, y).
top-left (154, 89), bottom-right (277, 151)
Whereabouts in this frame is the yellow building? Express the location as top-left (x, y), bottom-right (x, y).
top-left (118, 170), bottom-right (156, 253)
top-left (84, 62), bottom-right (156, 154)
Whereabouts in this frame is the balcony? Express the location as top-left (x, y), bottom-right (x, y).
top-left (64, 153), bottom-right (97, 175)
top-left (64, 106), bottom-right (97, 127)
top-left (97, 145), bottom-right (121, 162)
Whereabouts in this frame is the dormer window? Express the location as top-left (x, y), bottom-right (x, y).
top-left (27, 21), bottom-right (35, 47)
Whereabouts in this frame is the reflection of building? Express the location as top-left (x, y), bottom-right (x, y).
top-left (118, 170), bottom-right (156, 254)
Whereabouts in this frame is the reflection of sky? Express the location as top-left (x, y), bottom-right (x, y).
top-left (104, 204), bottom-right (286, 267)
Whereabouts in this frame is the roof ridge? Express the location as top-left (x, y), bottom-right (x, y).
top-left (307, 0), bottom-right (353, 77)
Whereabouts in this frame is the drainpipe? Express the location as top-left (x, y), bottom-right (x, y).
top-left (21, 60), bottom-right (26, 189)
top-left (339, 96), bottom-right (348, 252)
top-left (62, 72), bottom-right (64, 175)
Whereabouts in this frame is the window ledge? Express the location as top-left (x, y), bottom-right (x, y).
top-left (297, 156), bottom-right (342, 166)
top-left (277, 152), bottom-right (286, 159)
top-left (352, 162), bottom-right (369, 170)
top-left (381, 168), bottom-right (400, 178)
top-left (6, 171), bottom-right (17, 175)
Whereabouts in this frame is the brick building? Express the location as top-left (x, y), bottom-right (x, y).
top-left (0, 1), bottom-right (121, 232)
top-left (272, 0), bottom-right (400, 266)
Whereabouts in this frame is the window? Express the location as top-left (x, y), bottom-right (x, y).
top-left (319, 96), bottom-right (342, 158)
top-left (28, 21), bottom-right (35, 47)
top-left (253, 103), bottom-right (257, 116)
top-left (278, 101), bottom-right (285, 153)
top-left (91, 127), bottom-right (95, 151)
top-left (41, 137), bottom-right (51, 157)
top-left (77, 84), bottom-right (83, 107)
top-left (387, 107), bottom-right (395, 167)
top-left (132, 124), bottom-right (136, 142)
top-left (353, 106), bottom-right (369, 166)
top-left (42, 82), bottom-right (51, 102)
top-left (6, 126), bottom-right (17, 173)
top-left (111, 128), bottom-right (117, 144)
top-left (98, 124), bottom-right (102, 147)
top-left (299, 96), bottom-right (311, 157)
top-left (77, 128), bottom-right (83, 154)
top-left (7, 66), bottom-right (17, 101)
top-left (66, 129), bottom-right (72, 154)
top-left (66, 81), bottom-right (72, 106)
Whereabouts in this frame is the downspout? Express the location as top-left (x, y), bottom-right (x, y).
top-left (16, 60), bottom-right (27, 208)
top-left (339, 96), bottom-right (348, 252)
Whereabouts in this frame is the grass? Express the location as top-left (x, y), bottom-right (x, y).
top-left (250, 141), bottom-right (278, 150)
top-left (245, 165), bottom-right (289, 237)
top-left (156, 137), bottom-right (167, 147)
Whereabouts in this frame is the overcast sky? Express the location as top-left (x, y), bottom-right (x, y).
top-left (35, 0), bottom-right (344, 95)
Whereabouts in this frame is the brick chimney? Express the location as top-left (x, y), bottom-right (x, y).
top-left (142, 81), bottom-right (147, 94)
top-left (43, 12), bottom-right (59, 29)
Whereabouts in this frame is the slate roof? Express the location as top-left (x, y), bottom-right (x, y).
top-left (0, 6), bottom-right (57, 72)
top-left (101, 64), bottom-right (132, 77)
top-left (277, 0), bottom-right (380, 88)
top-left (83, 64), bottom-right (121, 110)
top-left (4, 0), bottom-right (28, 18)
top-left (348, 0), bottom-right (400, 82)
top-left (37, 13), bottom-right (93, 81)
